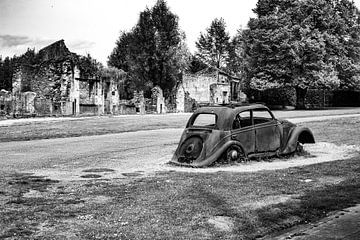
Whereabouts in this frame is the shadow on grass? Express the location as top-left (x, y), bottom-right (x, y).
top-left (251, 178), bottom-right (360, 239)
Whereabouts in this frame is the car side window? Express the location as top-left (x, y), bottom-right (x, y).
top-left (232, 110), bottom-right (252, 129)
top-left (192, 113), bottom-right (217, 128)
top-left (252, 109), bottom-right (274, 125)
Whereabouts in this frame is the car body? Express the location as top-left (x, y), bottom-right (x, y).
top-left (171, 104), bottom-right (315, 167)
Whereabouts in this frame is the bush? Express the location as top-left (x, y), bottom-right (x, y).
top-left (332, 90), bottom-right (360, 107)
top-left (304, 89), bottom-right (331, 109)
top-left (246, 87), bottom-right (296, 108)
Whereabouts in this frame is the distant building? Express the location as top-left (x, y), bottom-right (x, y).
top-left (10, 40), bottom-right (125, 117)
top-left (175, 68), bottom-right (243, 112)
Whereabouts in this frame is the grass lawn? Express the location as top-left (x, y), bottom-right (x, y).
top-left (0, 117), bottom-right (359, 239)
top-left (0, 114), bottom-right (191, 142)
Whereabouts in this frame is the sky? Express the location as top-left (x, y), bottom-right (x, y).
top-left (1, 0), bottom-right (360, 66)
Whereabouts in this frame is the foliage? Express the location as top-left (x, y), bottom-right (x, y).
top-left (100, 67), bottom-right (129, 99)
top-left (195, 18), bottom-right (230, 70)
top-left (247, 87), bottom-right (296, 107)
top-left (243, 0), bottom-right (360, 109)
top-left (77, 54), bottom-right (103, 79)
top-left (107, 31), bottom-right (132, 72)
top-left (108, 0), bottom-right (189, 98)
top-left (332, 90), bottom-right (360, 106)
top-left (0, 56), bottom-right (13, 91)
top-left (304, 89), bottom-right (329, 108)
top-left (187, 55), bottom-right (208, 74)
top-left (227, 30), bottom-right (245, 76)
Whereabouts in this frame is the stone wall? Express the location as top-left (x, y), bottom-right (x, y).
top-left (181, 73), bottom-right (218, 103)
top-left (0, 89), bottom-right (12, 117)
top-left (12, 91), bottom-right (37, 116)
top-left (79, 80), bottom-right (101, 105)
top-left (151, 86), bottom-right (166, 114)
top-left (131, 90), bottom-right (145, 114)
top-left (176, 71), bottom-right (236, 112)
top-left (210, 83), bottom-right (230, 104)
top-left (12, 56), bottom-right (81, 116)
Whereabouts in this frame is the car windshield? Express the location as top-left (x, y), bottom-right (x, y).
top-left (191, 113), bottom-right (217, 128)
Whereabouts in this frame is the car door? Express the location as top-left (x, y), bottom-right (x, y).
top-left (231, 110), bottom-right (256, 154)
top-left (252, 108), bottom-right (281, 153)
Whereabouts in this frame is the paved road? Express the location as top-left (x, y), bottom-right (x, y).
top-left (271, 204), bottom-right (360, 240)
top-left (0, 128), bottom-right (182, 180)
top-left (1, 113), bottom-right (360, 181)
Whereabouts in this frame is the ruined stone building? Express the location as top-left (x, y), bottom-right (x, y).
top-left (8, 40), bottom-right (124, 117)
top-left (1, 40), bottom-right (245, 117)
top-left (175, 68), bottom-right (243, 112)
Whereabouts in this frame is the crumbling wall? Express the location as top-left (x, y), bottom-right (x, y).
top-left (79, 80), bottom-right (97, 104)
top-left (111, 81), bottom-right (120, 114)
top-left (34, 98), bottom-right (53, 116)
top-left (12, 58), bottom-right (79, 116)
top-left (181, 73), bottom-right (218, 103)
top-left (151, 86), bottom-right (166, 114)
top-left (0, 89), bottom-right (13, 117)
top-left (176, 84), bottom-right (186, 112)
top-left (119, 100), bottom-right (137, 114)
top-left (8, 40), bottom-right (125, 117)
top-left (10, 40), bottom-right (82, 117)
top-left (176, 84), bottom-right (197, 112)
top-left (12, 91), bottom-right (37, 116)
top-left (210, 83), bottom-right (230, 104)
top-left (131, 90), bottom-right (145, 114)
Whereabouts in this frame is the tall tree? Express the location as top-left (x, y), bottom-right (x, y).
top-left (227, 30), bottom-right (245, 76)
top-left (1, 57), bottom-right (13, 91)
top-left (0, 57), bottom-right (4, 90)
top-left (195, 18), bottom-right (230, 70)
top-left (243, 0), bottom-right (360, 109)
top-left (108, 31), bottom-right (132, 72)
top-left (108, 0), bottom-right (189, 98)
top-left (187, 55), bottom-right (208, 74)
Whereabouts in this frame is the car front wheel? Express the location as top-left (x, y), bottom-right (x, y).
top-left (224, 145), bottom-right (246, 163)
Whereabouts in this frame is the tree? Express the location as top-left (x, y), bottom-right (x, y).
top-left (0, 57), bottom-right (4, 90)
top-left (78, 54), bottom-right (103, 78)
top-left (187, 55), bottom-right (208, 74)
top-left (108, 31), bottom-right (132, 72)
top-left (227, 30), bottom-right (245, 76)
top-left (108, 0), bottom-right (189, 98)
top-left (0, 57), bottom-right (14, 91)
top-left (195, 18), bottom-right (230, 70)
top-left (243, 0), bottom-right (360, 109)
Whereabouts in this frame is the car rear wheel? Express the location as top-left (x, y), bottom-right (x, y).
top-left (178, 136), bottom-right (203, 163)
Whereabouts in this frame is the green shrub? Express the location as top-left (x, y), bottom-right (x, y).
top-left (305, 89), bottom-right (333, 109)
top-left (246, 87), bottom-right (296, 107)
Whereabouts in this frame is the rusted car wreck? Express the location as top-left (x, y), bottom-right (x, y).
top-left (171, 104), bottom-right (315, 167)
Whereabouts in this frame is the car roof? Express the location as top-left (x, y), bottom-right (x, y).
top-left (189, 104), bottom-right (271, 130)
top-left (195, 103), bottom-right (267, 115)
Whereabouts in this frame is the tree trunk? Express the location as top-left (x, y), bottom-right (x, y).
top-left (295, 87), bottom-right (307, 110)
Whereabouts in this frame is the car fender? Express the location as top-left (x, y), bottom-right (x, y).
top-left (190, 140), bottom-right (246, 167)
top-left (282, 126), bottom-right (315, 154)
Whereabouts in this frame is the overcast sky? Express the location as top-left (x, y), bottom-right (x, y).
top-left (1, 0), bottom-right (360, 66)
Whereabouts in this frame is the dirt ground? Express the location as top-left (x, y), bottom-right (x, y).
top-left (29, 141), bottom-right (360, 181)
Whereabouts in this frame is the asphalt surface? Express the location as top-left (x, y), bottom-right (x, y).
top-left (271, 204), bottom-right (360, 240)
top-left (0, 128), bottom-right (182, 180)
